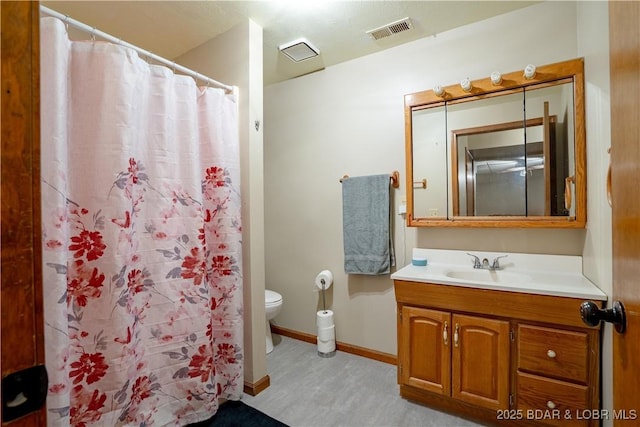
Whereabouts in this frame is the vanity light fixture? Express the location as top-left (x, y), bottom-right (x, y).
top-left (460, 77), bottom-right (472, 92)
top-left (278, 38), bottom-right (320, 62)
top-left (524, 64), bottom-right (537, 79)
top-left (433, 85), bottom-right (445, 97)
top-left (490, 71), bottom-right (502, 85)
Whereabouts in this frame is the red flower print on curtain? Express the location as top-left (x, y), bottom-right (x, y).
top-left (41, 16), bottom-right (242, 427)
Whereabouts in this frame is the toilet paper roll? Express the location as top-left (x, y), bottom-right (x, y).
top-left (316, 310), bottom-right (334, 328)
top-left (317, 337), bottom-right (336, 354)
top-left (318, 325), bottom-right (335, 341)
top-left (315, 270), bottom-right (333, 290)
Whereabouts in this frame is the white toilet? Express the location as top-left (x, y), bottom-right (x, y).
top-left (265, 290), bottom-right (283, 354)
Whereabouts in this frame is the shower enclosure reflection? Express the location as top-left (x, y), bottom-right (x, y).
top-left (451, 114), bottom-right (567, 217)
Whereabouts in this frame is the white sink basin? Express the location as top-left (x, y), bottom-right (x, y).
top-left (445, 269), bottom-right (532, 284)
top-left (391, 249), bottom-right (608, 300)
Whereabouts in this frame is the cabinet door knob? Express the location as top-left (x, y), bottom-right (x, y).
top-left (547, 349), bottom-right (557, 359)
top-left (547, 400), bottom-right (556, 409)
top-left (443, 321), bottom-right (448, 345)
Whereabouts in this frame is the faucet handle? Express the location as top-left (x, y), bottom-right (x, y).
top-left (467, 253), bottom-right (482, 269)
top-left (492, 255), bottom-right (508, 270)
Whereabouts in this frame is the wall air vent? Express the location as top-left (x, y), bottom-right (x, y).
top-left (366, 17), bottom-right (413, 40)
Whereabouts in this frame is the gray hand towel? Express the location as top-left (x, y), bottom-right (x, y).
top-left (342, 174), bottom-right (394, 275)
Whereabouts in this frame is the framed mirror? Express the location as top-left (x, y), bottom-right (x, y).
top-left (404, 58), bottom-right (585, 228)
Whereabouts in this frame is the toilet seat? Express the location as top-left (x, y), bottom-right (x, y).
top-left (265, 290), bottom-right (282, 307)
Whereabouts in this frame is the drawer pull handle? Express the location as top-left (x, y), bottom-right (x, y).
top-left (547, 350), bottom-right (557, 359)
top-left (454, 323), bottom-right (459, 347)
top-left (443, 321), bottom-right (448, 345)
top-left (547, 400), bottom-right (556, 409)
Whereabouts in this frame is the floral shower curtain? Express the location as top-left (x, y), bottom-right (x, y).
top-left (40, 17), bottom-right (243, 426)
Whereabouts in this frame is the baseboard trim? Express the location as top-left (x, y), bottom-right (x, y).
top-left (243, 374), bottom-right (270, 396)
top-left (271, 325), bottom-right (397, 365)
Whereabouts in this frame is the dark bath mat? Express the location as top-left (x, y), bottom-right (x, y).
top-left (188, 400), bottom-right (288, 427)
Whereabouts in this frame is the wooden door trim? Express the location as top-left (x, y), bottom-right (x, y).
top-left (610, 1), bottom-right (640, 425)
top-left (1, 1), bottom-right (45, 424)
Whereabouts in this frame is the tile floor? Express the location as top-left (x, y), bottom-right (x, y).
top-left (243, 335), bottom-right (484, 427)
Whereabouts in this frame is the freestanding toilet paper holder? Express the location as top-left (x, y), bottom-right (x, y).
top-left (320, 277), bottom-right (328, 313)
top-left (315, 271), bottom-right (336, 358)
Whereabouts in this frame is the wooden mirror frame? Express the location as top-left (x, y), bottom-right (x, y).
top-left (404, 58), bottom-right (586, 228)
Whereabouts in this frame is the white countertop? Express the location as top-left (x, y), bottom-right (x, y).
top-left (391, 249), bottom-right (607, 301)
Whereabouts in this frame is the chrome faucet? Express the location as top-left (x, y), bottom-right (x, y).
top-left (467, 253), bottom-right (508, 270)
top-left (491, 255), bottom-right (508, 270)
top-left (467, 253), bottom-right (482, 269)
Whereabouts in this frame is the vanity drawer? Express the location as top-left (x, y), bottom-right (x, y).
top-left (516, 372), bottom-right (589, 427)
top-left (517, 324), bottom-right (588, 384)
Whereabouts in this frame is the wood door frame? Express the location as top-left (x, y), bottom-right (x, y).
top-left (610, 1), bottom-right (640, 425)
top-left (1, 2), bottom-right (46, 425)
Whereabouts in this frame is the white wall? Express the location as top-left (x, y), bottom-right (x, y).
top-left (264, 1), bottom-right (598, 357)
top-left (177, 20), bottom-right (267, 387)
top-left (576, 1), bottom-right (613, 424)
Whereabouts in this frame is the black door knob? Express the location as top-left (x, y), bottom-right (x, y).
top-left (580, 300), bottom-right (626, 333)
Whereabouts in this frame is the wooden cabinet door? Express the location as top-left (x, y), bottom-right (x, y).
top-left (451, 314), bottom-right (510, 410)
top-left (400, 306), bottom-right (451, 396)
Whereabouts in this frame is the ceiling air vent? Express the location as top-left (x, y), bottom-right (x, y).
top-left (366, 17), bottom-right (413, 41)
top-left (279, 38), bottom-right (320, 62)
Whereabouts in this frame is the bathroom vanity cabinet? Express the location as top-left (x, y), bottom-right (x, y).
top-left (394, 279), bottom-right (602, 427)
top-left (400, 306), bottom-right (510, 410)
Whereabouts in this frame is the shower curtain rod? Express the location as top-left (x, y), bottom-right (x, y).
top-left (39, 5), bottom-right (235, 94)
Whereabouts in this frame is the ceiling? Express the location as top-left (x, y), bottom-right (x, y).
top-left (41, 1), bottom-right (538, 86)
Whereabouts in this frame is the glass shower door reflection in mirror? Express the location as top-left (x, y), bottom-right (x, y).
top-left (447, 91), bottom-right (526, 217)
top-left (456, 127), bottom-right (528, 216)
top-left (411, 105), bottom-right (447, 219)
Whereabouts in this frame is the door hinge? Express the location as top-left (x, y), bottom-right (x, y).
top-left (509, 393), bottom-right (514, 408)
top-left (399, 364), bottom-right (403, 375)
top-left (510, 329), bottom-right (515, 342)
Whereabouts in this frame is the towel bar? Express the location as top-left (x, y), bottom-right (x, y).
top-left (339, 170), bottom-right (400, 188)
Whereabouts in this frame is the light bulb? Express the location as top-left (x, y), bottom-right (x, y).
top-left (524, 64), bottom-right (537, 79)
top-left (490, 71), bottom-right (502, 85)
top-left (433, 85), bottom-right (445, 97)
top-left (460, 77), bottom-right (472, 92)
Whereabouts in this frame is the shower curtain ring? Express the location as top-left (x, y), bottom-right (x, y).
top-left (90, 27), bottom-right (96, 42)
top-left (63, 15), bottom-right (70, 32)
